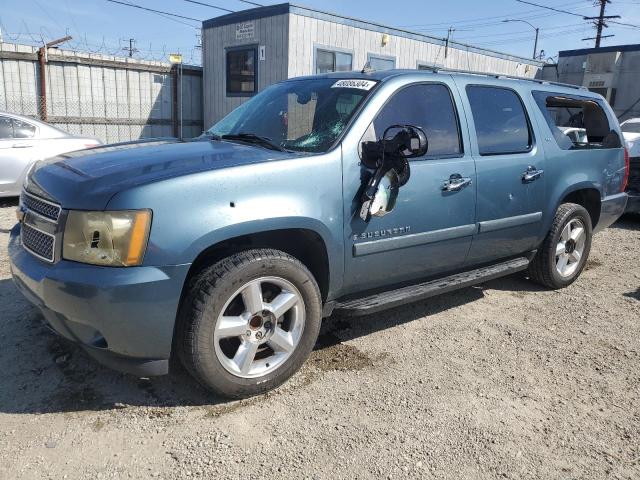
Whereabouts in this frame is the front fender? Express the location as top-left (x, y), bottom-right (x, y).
top-left (106, 150), bottom-right (345, 295)
top-left (185, 216), bottom-right (343, 297)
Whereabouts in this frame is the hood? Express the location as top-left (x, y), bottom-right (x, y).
top-left (28, 138), bottom-right (295, 209)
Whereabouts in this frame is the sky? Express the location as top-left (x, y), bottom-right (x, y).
top-left (0, 0), bottom-right (639, 65)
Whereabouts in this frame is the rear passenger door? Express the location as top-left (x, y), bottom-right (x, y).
top-left (455, 81), bottom-right (546, 264)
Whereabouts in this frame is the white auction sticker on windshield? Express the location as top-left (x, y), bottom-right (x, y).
top-left (331, 79), bottom-right (377, 90)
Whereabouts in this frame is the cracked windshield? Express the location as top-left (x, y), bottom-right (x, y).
top-left (207, 78), bottom-right (377, 153)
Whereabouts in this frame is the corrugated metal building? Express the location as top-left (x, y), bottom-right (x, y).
top-left (537, 44), bottom-right (640, 122)
top-left (202, 3), bottom-right (544, 126)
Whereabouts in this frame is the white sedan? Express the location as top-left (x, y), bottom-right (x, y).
top-left (0, 112), bottom-right (101, 198)
top-left (621, 118), bottom-right (640, 157)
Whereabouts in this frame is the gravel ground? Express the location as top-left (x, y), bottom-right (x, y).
top-left (0, 197), bottom-right (639, 480)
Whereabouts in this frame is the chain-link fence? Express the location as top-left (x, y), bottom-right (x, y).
top-left (1, 42), bottom-right (204, 144)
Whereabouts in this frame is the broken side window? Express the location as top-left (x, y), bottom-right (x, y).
top-left (532, 91), bottom-right (621, 150)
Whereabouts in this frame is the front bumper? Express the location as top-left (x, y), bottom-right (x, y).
top-left (594, 192), bottom-right (628, 233)
top-left (9, 223), bottom-right (190, 377)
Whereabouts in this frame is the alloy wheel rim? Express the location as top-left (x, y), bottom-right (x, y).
top-left (555, 218), bottom-right (586, 278)
top-left (213, 276), bottom-right (305, 378)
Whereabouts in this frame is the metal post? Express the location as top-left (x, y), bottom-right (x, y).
top-left (502, 19), bottom-right (539, 60)
top-left (180, 63), bottom-right (183, 139)
top-left (36, 36), bottom-right (72, 122)
top-left (37, 47), bottom-right (47, 121)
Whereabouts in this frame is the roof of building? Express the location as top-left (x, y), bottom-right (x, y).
top-left (559, 44), bottom-right (640, 57)
top-left (203, 3), bottom-right (543, 67)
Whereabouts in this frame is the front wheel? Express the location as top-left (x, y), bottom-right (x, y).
top-left (529, 203), bottom-right (593, 289)
top-left (177, 249), bottom-right (322, 398)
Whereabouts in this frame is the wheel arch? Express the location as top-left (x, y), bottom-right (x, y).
top-left (558, 185), bottom-right (602, 229)
top-left (180, 219), bottom-right (338, 305)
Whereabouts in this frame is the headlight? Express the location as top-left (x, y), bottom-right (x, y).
top-left (63, 210), bottom-right (152, 266)
top-left (22, 161), bottom-right (40, 190)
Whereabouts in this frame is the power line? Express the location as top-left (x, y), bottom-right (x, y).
top-left (104, 0), bottom-right (201, 23)
top-left (236, 0), bottom-right (264, 6)
top-left (515, 0), bottom-right (640, 46)
top-left (407, 7), bottom-right (596, 34)
top-left (610, 19), bottom-right (640, 28)
top-left (182, 0), bottom-right (235, 13)
top-left (399, 1), bottom-right (587, 28)
top-left (515, 0), bottom-right (585, 18)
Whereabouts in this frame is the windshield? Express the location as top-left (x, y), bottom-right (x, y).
top-left (206, 78), bottom-right (377, 153)
top-left (622, 121), bottom-right (640, 134)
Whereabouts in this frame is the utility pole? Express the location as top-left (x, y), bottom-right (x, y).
top-left (595, 0), bottom-right (607, 47)
top-left (444, 27), bottom-right (455, 59)
top-left (123, 38), bottom-right (138, 57)
top-left (583, 0), bottom-right (620, 48)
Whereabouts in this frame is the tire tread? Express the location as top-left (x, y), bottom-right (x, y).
top-left (177, 248), bottom-right (321, 398)
top-left (528, 203), bottom-right (592, 289)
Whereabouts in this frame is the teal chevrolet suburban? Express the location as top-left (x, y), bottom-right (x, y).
top-left (9, 69), bottom-right (629, 398)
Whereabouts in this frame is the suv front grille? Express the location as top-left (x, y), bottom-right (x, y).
top-left (21, 223), bottom-right (55, 262)
top-left (22, 192), bottom-right (61, 221)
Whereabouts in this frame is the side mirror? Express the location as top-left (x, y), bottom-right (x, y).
top-left (361, 125), bottom-right (428, 167)
top-left (359, 168), bottom-right (400, 221)
top-left (398, 125), bottom-right (428, 158)
top-left (358, 125), bottom-right (427, 222)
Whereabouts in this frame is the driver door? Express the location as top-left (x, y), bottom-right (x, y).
top-left (341, 80), bottom-right (477, 295)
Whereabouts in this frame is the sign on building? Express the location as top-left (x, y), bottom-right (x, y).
top-left (236, 21), bottom-right (255, 40)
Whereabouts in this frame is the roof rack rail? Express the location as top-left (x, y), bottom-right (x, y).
top-left (420, 66), bottom-right (587, 91)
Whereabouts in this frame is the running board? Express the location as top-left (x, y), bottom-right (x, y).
top-left (333, 257), bottom-right (531, 317)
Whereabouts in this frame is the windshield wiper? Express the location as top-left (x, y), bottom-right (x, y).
top-left (200, 131), bottom-right (221, 141)
top-left (221, 133), bottom-right (288, 152)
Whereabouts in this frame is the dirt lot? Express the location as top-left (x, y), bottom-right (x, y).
top-left (0, 198), bottom-right (638, 480)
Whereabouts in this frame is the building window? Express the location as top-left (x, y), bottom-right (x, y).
top-left (466, 85), bottom-right (533, 156)
top-left (226, 46), bottom-right (257, 96)
top-left (371, 83), bottom-right (462, 158)
top-left (367, 54), bottom-right (396, 71)
top-left (532, 91), bottom-right (621, 150)
top-left (315, 48), bottom-right (353, 74)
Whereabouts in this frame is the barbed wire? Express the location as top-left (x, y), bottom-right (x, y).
top-left (1, 22), bottom-right (201, 65)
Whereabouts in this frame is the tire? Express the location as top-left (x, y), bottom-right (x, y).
top-left (528, 203), bottom-right (593, 289)
top-left (177, 249), bottom-right (322, 398)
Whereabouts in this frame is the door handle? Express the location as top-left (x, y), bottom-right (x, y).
top-left (12, 143), bottom-right (33, 148)
top-left (442, 173), bottom-right (472, 192)
top-left (522, 165), bottom-right (543, 183)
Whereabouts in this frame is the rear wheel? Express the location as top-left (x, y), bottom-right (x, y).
top-left (177, 249), bottom-right (322, 398)
top-left (529, 203), bottom-right (592, 289)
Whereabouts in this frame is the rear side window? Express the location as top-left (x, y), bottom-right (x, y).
top-left (532, 91), bottom-right (621, 150)
top-left (466, 86), bottom-right (532, 155)
top-left (13, 119), bottom-right (36, 138)
top-left (0, 117), bottom-right (13, 139)
top-left (372, 83), bottom-right (462, 158)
